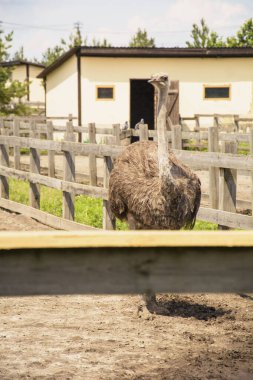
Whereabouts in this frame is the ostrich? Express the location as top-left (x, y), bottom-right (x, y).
top-left (109, 73), bottom-right (201, 315)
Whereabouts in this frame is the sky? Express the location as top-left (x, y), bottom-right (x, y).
top-left (0, 0), bottom-right (253, 61)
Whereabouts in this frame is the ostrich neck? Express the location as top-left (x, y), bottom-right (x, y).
top-left (157, 88), bottom-right (174, 184)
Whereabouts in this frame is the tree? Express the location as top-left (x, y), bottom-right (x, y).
top-left (42, 23), bottom-right (113, 66)
top-left (91, 38), bottom-right (112, 47)
top-left (129, 28), bottom-right (155, 48)
top-left (0, 28), bottom-right (28, 115)
top-left (226, 18), bottom-right (253, 47)
top-left (41, 45), bottom-right (65, 66)
top-left (13, 46), bottom-right (25, 61)
top-left (186, 18), bottom-right (224, 48)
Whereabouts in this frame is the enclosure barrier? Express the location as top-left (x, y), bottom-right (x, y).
top-left (0, 117), bottom-right (253, 230)
top-left (0, 230), bottom-right (252, 296)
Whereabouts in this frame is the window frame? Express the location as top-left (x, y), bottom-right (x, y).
top-left (96, 85), bottom-right (115, 101)
top-left (203, 84), bottom-right (231, 101)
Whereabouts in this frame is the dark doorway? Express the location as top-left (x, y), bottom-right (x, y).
top-left (130, 79), bottom-right (155, 131)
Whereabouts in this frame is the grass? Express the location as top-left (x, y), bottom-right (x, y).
top-left (9, 178), bottom-right (217, 231)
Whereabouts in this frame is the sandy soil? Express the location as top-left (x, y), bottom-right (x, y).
top-left (0, 294), bottom-right (252, 379)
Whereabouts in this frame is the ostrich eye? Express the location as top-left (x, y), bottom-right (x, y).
top-left (161, 75), bottom-right (168, 81)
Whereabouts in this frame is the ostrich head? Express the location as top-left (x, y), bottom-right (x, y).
top-left (148, 73), bottom-right (170, 93)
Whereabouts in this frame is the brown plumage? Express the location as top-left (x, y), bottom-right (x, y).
top-left (109, 140), bottom-right (201, 230)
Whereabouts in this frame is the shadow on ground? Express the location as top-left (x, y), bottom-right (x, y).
top-left (156, 295), bottom-right (229, 320)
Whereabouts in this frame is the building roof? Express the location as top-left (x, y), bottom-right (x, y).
top-left (37, 46), bottom-right (253, 79)
top-left (0, 60), bottom-right (45, 69)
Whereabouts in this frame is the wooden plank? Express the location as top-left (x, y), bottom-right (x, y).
top-left (0, 230), bottom-right (252, 295)
top-left (88, 123), bottom-right (97, 186)
top-left (0, 230), bottom-right (253, 249)
top-left (0, 198), bottom-right (96, 231)
top-left (201, 193), bottom-right (252, 211)
top-left (219, 141), bottom-right (237, 230)
top-left (208, 127), bottom-right (219, 209)
top-left (29, 120), bottom-right (40, 209)
top-left (197, 207), bottom-right (253, 230)
top-left (63, 120), bottom-right (75, 221)
top-left (47, 121), bottom-right (55, 177)
top-left (171, 124), bottom-right (182, 149)
top-left (13, 119), bottom-right (20, 170)
top-left (167, 80), bottom-right (179, 125)
top-left (0, 166), bottom-right (108, 199)
top-left (139, 124), bottom-right (149, 141)
top-left (250, 129), bottom-right (253, 214)
top-left (103, 136), bottom-right (116, 230)
top-left (112, 124), bottom-right (121, 145)
top-left (173, 149), bottom-right (253, 171)
top-left (0, 127), bottom-right (9, 200)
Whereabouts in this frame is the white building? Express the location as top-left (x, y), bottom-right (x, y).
top-left (38, 47), bottom-right (253, 129)
top-left (1, 60), bottom-right (45, 103)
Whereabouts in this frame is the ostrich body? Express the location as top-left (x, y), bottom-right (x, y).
top-left (109, 73), bottom-right (201, 314)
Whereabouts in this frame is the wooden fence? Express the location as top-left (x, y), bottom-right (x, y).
top-left (0, 117), bottom-right (253, 230)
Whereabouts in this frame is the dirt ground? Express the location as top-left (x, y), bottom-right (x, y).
top-left (0, 293), bottom-right (252, 379)
top-left (0, 160), bottom-right (252, 379)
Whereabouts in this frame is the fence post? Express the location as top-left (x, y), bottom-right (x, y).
top-left (208, 126), bottom-right (219, 209)
top-left (219, 141), bottom-right (237, 230)
top-left (63, 119), bottom-right (75, 221)
top-left (112, 124), bottom-right (121, 145)
top-left (171, 124), bottom-right (182, 149)
top-left (88, 123), bottom-right (97, 186)
top-left (47, 121), bottom-right (55, 178)
top-left (139, 124), bottom-right (149, 141)
top-left (0, 127), bottom-right (9, 200)
top-left (103, 136), bottom-right (116, 230)
top-left (13, 119), bottom-right (20, 170)
top-left (250, 128), bottom-right (253, 214)
top-left (29, 120), bottom-right (40, 209)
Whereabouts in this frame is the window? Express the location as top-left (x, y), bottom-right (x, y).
top-left (96, 86), bottom-right (114, 100)
top-left (204, 85), bottom-right (231, 100)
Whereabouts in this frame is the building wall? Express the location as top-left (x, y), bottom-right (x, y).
top-left (80, 56), bottom-right (253, 126)
top-left (46, 55), bottom-right (78, 122)
top-left (11, 65), bottom-right (26, 82)
top-left (29, 65), bottom-right (45, 102)
top-left (10, 64), bottom-right (45, 103)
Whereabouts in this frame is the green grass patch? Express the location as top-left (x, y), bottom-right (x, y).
top-left (9, 178), bottom-right (217, 230)
top-left (194, 220), bottom-right (218, 230)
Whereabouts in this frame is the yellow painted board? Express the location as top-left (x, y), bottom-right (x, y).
top-left (0, 230), bottom-right (252, 250)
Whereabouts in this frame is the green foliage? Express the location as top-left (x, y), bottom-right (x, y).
top-left (13, 46), bottom-right (25, 61)
top-left (187, 17), bottom-right (253, 48)
top-left (41, 45), bottom-right (65, 66)
top-left (0, 28), bottom-right (13, 61)
top-left (42, 23), bottom-right (112, 66)
top-left (226, 18), bottom-right (253, 47)
top-left (0, 28), bottom-right (28, 115)
top-left (129, 28), bottom-right (155, 48)
top-left (186, 18), bottom-right (224, 48)
top-left (91, 38), bottom-right (112, 48)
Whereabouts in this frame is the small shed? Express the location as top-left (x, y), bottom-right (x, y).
top-left (38, 47), bottom-right (253, 128)
top-left (1, 60), bottom-right (45, 103)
